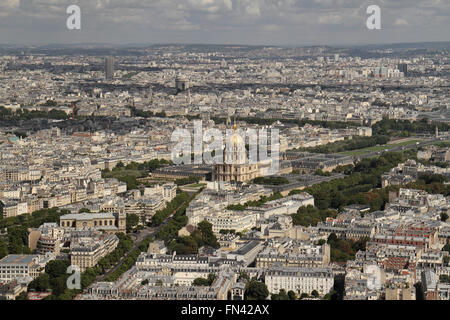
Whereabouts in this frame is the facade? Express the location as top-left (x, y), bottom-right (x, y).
top-left (0, 255), bottom-right (44, 282)
top-left (59, 212), bottom-right (126, 234)
top-left (385, 287), bottom-right (415, 300)
top-left (212, 123), bottom-right (259, 183)
top-left (175, 76), bottom-right (189, 92)
top-left (256, 242), bottom-right (330, 269)
top-left (0, 280), bottom-right (27, 300)
top-left (70, 234), bottom-right (119, 272)
top-left (105, 56), bottom-right (115, 80)
top-left (205, 211), bottom-right (257, 234)
top-left (28, 223), bottom-right (64, 254)
top-left (265, 267), bottom-right (334, 296)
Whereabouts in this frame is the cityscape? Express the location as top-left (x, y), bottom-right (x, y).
top-left (0, 1), bottom-right (449, 308)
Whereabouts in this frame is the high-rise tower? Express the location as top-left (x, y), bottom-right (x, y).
top-left (105, 56), bottom-right (115, 80)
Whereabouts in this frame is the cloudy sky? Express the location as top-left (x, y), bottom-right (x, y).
top-left (0, 0), bottom-right (449, 46)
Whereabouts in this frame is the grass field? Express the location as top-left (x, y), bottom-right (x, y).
top-left (102, 169), bottom-right (144, 179)
top-left (339, 139), bottom-right (423, 156)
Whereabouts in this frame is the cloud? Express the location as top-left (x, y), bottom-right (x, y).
top-left (0, 0), bottom-right (448, 45)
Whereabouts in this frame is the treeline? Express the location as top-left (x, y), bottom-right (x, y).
top-left (165, 220), bottom-right (219, 255)
top-left (326, 233), bottom-right (369, 263)
top-left (373, 118), bottom-right (450, 136)
top-left (193, 273), bottom-right (216, 286)
top-left (404, 174), bottom-right (450, 197)
top-left (290, 152), bottom-right (410, 211)
top-left (27, 233), bottom-right (135, 300)
top-left (27, 260), bottom-right (74, 299)
top-left (128, 106), bottom-right (166, 118)
top-left (154, 193), bottom-right (195, 243)
top-left (151, 191), bottom-right (190, 227)
top-left (252, 176), bottom-right (290, 185)
top-left (291, 205), bottom-right (338, 227)
top-left (175, 176), bottom-right (201, 186)
top-left (118, 159), bottom-right (172, 172)
top-left (212, 116), bottom-right (360, 129)
top-left (129, 105), bottom-right (199, 121)
top-left (226, 192), bottom-right (283, 211)
top-left (154, 188), bottom-right (217, 255)
top-left (290, 151), bottom-right (449, 220)
top-left (0, 208), bottom-right (71, 259)
top-left (104, 236), bottom-right (154, 282)
top-left (0, 106), bottom-right (70, 120)
top-left (298, 135), bottom-right (390, 154)
top-left (101, 159), bottom-right (171, 190)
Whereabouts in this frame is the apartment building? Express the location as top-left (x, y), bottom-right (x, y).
top-left (70, 234), bottom-right (119, 272)
top-left (0, 255), bottom-right (46, 282)
top-left (265, 267), bottom-right (334, 296)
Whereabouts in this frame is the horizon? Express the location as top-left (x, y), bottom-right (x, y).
top-left (0, 1), bottom-right (449, 46)
top-left (1, 40), bottom-right (450, 49)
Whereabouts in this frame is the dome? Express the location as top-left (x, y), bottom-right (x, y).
top-left (227, 131), bottom-right (244, 146)
top-left (224, 122), bottom-right (246, 165)
top-left (226, 120), bottom-right (244, 146)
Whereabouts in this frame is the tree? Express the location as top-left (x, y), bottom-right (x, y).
top-left (50, 275), bottom-right (69, 297)
top-left (193, 273), bottom-right (216, 286)
top-left (194, 220), bottom-right (219, 249)
top-left (16, 291), bottom-right (28, 300)
top-left (78, 208), bottom-right (91, 213)
top-left (288, 290), bottom-right (296, 300)
top-left (126, 214), bottom-right (140, 233)
top-left (299, 293), bottom-right (309, 300)
top-left (327, 233), bottom-right (338, 245)
top-left (58, 289), bottom-right (77, 300)
top-left (439, 275), bottom-right (450, 283)
top-left (444, 256), bottom-right (450, 266)
top-left (441, 212), bottom-right (449, 222)
top-left (28, 273), bottom-right (50, 292)
top-left (311, 290), bottom-right (319, 298)
top-left (45, 260), bottom-right (70, 278)
top-left (0, 239), bottom-right (8, 259)
top-left (246, 280), bottom-right (269, 300)
top-left (207, 273), bottom-right (216, 285)
top-left (116, 161), bottom-right (125, 168)
top-left (271, 289), bottom-right (289, 300)
top-left (193, 277), bottom-right (210, 286)
top-left (238, 271), bottom-right (250, 283)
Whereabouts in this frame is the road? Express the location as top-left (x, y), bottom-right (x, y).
top-left (95, 197), bottom-right (193, 282)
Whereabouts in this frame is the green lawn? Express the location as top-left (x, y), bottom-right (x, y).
top-left (103, 169), bottom-right (144, 179)
top-left (339, 140), bottom-right (423, 156)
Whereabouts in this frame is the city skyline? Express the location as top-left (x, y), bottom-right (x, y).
top-left (0, 1), bottom-right (449, 305)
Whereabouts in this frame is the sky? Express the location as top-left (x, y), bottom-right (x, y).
top-left (0, 0), bottom-right (449, 46)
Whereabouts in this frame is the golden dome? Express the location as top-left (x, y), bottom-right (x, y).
top-left (228, 119), bottom-right (243, 146)
top-left (227, 131), bottom-right (244, 146)
top-left (232, 132), bottom-right (243, 145)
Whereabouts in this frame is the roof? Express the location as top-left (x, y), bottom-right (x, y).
top-left (0, 254), bottom-right (38, 265)
top-left (60, 212), bottom-right (115, 220)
